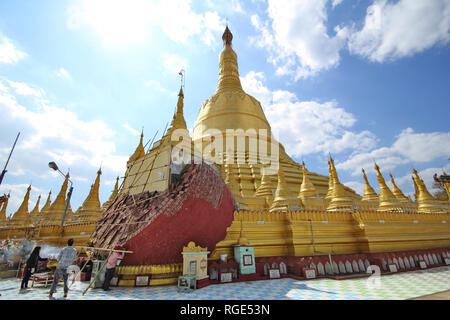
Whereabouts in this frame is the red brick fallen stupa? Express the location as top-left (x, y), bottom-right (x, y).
top-left (91, 162), bottom-right (235, 265)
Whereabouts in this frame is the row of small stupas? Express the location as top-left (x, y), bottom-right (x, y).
top-left (0, 169), bottom-right (120, 228)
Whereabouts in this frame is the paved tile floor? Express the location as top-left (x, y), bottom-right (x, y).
top-left (1, 266), bottom-right (449, 300)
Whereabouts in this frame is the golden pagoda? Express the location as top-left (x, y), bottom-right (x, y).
top-left (327, 157), bottom-right (354, 211)
top-left (11, 185), bottom-right (32, 226)
top-left (412, 176), bottom-right (419, 202)
top-left (102, 176), bottom-right (120, 210)
top-left (270, 167), bottom-right (294, 212)
top-left (374, 163), bottom-right (402, 212)
top-left (361, 168), bottom-right (378, 202)
top-left (192, 26), bottom-right (351, 207)
top-left (412, 169), bottom-right (446, 213)
top-left (75, 168), bottom-right (102, 222)
top-left (128, 130), bottom-right (146, 165)
top-left (298, 162), bottom-right (317, 199)
top-left (389, 174), bottom-right (409, 203)
top-left (45, 173), bottom-right (70, 225)
top-left (325, 160), bottom-right (334, 201)
top-left (30, 195), bottom-right (41, 216)
top-left (298, 162), bottom-right (325, 209)
top-left (254, 165), bottom-right (275, 209)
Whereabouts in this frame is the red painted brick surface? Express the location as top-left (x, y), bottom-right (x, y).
top-left (91, 162), bottom-right (235, 265)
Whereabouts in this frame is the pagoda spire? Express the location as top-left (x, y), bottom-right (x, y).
top-left (12, 185), bottom-right (31, 225)
top-left (30, 195), bottom-right (41, 216)
top-left (47, 173), bottom-right (69, 223)
top-left (327, 157), bottom-right (353, 211)
top-left (374, 163), bottom-right (401, 212)
top-left (40, 190), bottom-right (52, 214)
top-left (128, 130), bottom-right (146, 163)
top-left (161, 86), bottom-right (188, 145)
top-left (412, 169), bottom-right (446, 213)
top-left (102, 176), bottom-right (120, 210)
top-left (270, 166), bottom-right (291, 212)
top-left (389, 174), bottom-right (409, 203)
top-left (171, 87), bottom-right (187, 129)
top-left (298, 162), bottom-right (317, 200)
top-left (361, 168), bottom-right (378, 201)
top-left (76, 168), bottom-right (102, 220)
top-left (412, 176), bottom-right (419, 202)
top-left (217, 26), bottom-right (243, 93)
top-left (325, 160), bottom-right (334, 200)
top-left (222, 25), bottom-right (233, 47)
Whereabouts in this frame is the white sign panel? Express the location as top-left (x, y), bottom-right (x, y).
top-left (305, 269), bottom-right (316, 279)
top-left (269, 269), bottom-right (280, 279)
top-left (221, 272), bottom-right (232, 283)
top-left (388, 264), bottom-right (397, 273)
top-left (419, 261), bottom-right (427, 269)
top-left (444, 258), bottom-right (450, 265)
top-left (136, 276), bottom-right (149, 286)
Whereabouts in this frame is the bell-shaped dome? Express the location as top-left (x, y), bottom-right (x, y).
top-left (193, 26), bottom-right (272, 141)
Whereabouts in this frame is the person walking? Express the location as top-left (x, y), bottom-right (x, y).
top-left (48, 238), bottom-right (77, 299)
top-left (102, 245), bottom-right (126, 291)
top-left (20, 246), bottom-right (47, 291)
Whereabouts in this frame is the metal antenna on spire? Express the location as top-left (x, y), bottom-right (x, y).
top-left (179, 69), bottom-right (185, 90)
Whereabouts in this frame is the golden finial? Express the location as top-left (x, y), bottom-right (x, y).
top-left (222, 25), bottom-right (233, 46)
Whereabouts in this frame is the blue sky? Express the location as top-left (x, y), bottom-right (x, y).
top-left (0, 0), bottom-right (449, 215)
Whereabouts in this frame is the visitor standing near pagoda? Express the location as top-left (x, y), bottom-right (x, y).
top-left (103, 245), bottom-right (127, 291)
top-left (20, 246), bottom-right (47, 291)
top-left (48, 239), bottom-right (77, 299)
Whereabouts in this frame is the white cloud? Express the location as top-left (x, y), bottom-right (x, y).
top-left (162, 53), bottom-right (189, 74)
top-left (0, 34), bottom-right (26, 64)
top-left (342, 180), bottom-right (365, 196)
top-left (231, 0), bottom-right (245, 14)
top-left (6, 80), bottom-right (45, 97)
top-left (67, 0), bottom-right (226, 47)
top-left (332, 0), bottom-right (344, 8)
top-left (348, 0), bottom-right (450, 62)
top-left (241, 71), bottom-right (378, 157)
top-left (145, 79), bottom-right (177, 97)
top-left (0, 79), bottom-right (128, 179)
top-left (55, 68), bottom-right (72, 81)
top-left (250, 0), bottom-right (450, 80)
top-left (123, 122), bottom-right (140, 136)
top-left (250, 0), bottom-right (350, 79)
top-left (337, 128), bottom-right (450, 176)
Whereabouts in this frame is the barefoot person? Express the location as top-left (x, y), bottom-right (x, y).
top-left (48, 239), bottom-right (77, 299)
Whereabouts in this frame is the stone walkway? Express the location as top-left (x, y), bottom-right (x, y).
top-left (1, 266), bottom-right (449, 300)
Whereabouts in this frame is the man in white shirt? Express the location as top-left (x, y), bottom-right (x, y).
top-left (48, 238), bottom-right (77, 299)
